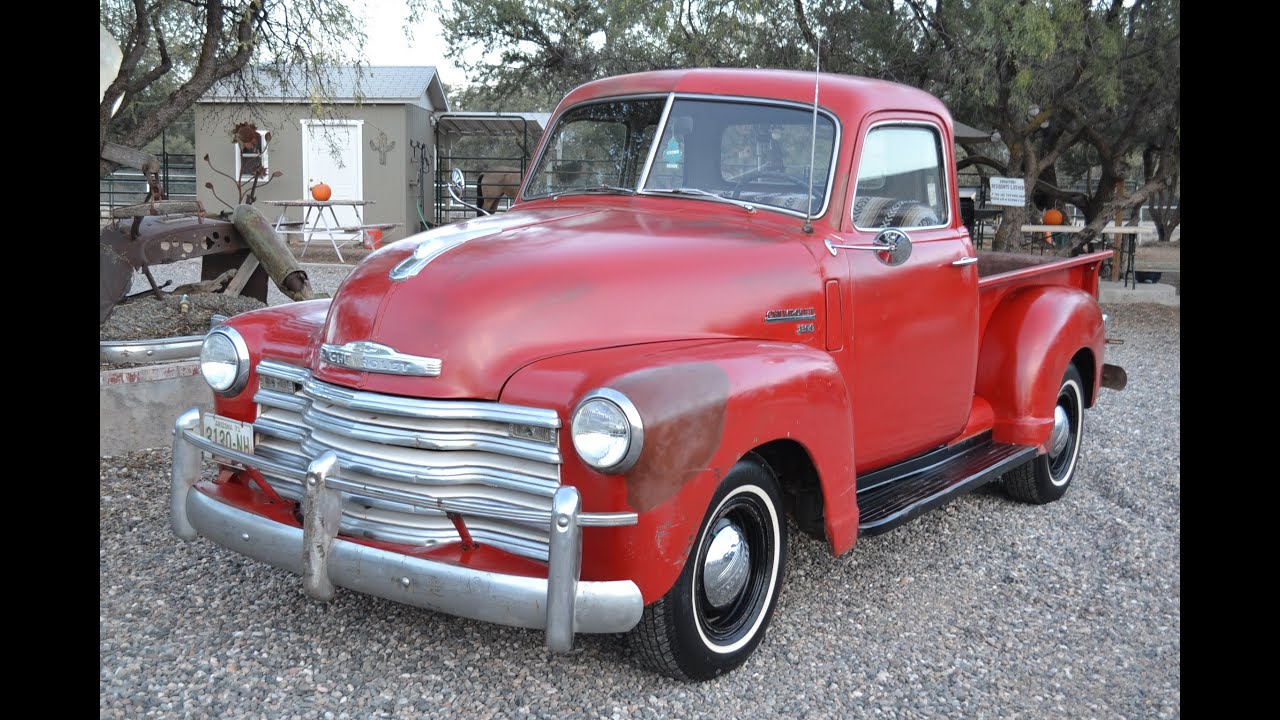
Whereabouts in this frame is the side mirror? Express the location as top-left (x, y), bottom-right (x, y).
top-left (874, 228), bottom-right (913, 266)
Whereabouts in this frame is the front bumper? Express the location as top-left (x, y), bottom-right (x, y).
top-left (170, 408), bottom-right (644, 651)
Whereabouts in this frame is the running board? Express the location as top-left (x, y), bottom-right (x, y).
top-left (857, 439), bottom-right (1037, 536)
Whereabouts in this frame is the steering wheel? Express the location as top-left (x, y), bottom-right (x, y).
top-left (729, 169), bottom-right (815, 199)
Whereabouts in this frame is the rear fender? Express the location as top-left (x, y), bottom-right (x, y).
top-left (500, 339), bottom-right (857, 604)
top-left (976, 285), bottom-right (1104, 449)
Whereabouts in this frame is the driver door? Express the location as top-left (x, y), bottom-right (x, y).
top-left (838, 118), bottom-right (980, 472)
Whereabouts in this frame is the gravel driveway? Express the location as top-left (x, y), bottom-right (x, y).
top-left (100, 302), bottom-right (1179, 719)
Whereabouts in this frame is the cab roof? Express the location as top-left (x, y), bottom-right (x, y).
top-left (557, 68), bottom-right (953, 131)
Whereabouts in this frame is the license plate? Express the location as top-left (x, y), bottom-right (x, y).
top-left (202, 413), bottom-right (254, 455)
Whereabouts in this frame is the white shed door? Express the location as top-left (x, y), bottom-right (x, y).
top-left (301, 120), bottom-right (364, 231)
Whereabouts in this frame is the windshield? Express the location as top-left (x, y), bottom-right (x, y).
top-left (523, 98), bottom-right (666, 198)
top-left (524, 96), bottom-right (838, 216)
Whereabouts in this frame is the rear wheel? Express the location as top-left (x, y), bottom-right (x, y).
top-left (630, 455), bottom-right (788, 680)
top-left (1004, 364), bottom-right (1085, 504)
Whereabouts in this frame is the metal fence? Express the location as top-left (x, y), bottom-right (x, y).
top-left (100, 153), bottom-right (198, 219)
top-left (434, 155), bottom-right (528, 226)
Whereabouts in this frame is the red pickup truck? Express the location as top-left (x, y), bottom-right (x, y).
top-left (172, 68), bottom-right (1125, 681)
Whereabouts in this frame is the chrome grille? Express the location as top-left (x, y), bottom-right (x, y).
top-left (252, 360), bottom-right (562, 561)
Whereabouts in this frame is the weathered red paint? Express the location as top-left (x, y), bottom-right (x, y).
top-left (609, 363), bottom-right (730, 513)
top-left (205, 68), bottom-right (1116, 608)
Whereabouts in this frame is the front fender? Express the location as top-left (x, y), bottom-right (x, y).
top-left (976, 285), bottom-right (1105, 448)
top-left (500, 338), bottom-right (856, 604)
top-left (209, 299), bottom-right (333, 421)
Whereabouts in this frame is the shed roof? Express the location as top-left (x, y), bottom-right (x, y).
top-left (435, 112), bottom-right (551, 138)
top-left (199, 66), bottom-right (450, 111)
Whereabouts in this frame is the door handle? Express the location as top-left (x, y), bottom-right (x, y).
top-left (951, 256), bottom-right (978, 266)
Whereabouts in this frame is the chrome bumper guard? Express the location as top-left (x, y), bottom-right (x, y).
top-left (171, 408), bottom-right (644, 651)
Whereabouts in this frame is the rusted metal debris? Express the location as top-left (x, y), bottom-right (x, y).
top-left (100, 140), bottom-right (308, 325)
top-left (99, 214), bottom-right (260, 323)
top-left (231, 204), bottom-right (313, 302)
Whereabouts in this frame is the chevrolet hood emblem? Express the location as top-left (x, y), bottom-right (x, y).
top-left (318, 341), bottom-right (442, 377)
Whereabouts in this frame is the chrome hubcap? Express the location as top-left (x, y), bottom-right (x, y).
top-left (702, 519), bottom-right (750, 609)
top-left (1049, 404), bottom-right (1071, 458)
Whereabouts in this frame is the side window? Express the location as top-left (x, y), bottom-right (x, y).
top-left (852, 125), bottom-right (947, 229)
top-left (233, 122), bottom-right (271, 181)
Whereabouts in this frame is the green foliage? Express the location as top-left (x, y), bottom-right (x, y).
top-left (100, 0), bottom-right (367, 170)
top-left (429, 0), bottom-right (1177, 250)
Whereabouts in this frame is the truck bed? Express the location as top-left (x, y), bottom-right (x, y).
top-left (976, 250), bottom-right (1108, 289)
top-left (975, 249), bottom-right (1110, 347)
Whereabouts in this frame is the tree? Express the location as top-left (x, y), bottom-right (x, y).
top-left (429, 0), bottom-right (812, 105)
top-left (99, 0), bottom-right (367, 178)
top-left (896, 0), bottom-right (1180, 252)
top-left (430, 0), bottom-right (1179, 255)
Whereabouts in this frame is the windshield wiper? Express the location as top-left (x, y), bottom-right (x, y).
top-left (642, 187), bottom-right (756, 214)
top-left (553, 184), bottom-right (637, 198)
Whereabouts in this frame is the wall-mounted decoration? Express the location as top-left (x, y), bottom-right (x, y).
top-left (370, 132), bottom-right (396, 165)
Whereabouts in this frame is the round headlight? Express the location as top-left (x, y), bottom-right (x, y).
top-left (200, 327), bottom-right (250, 395)
top-left (571, 389), bottom-right (644, 472)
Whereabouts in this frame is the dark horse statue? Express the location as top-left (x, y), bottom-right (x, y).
top-left (475, 168), bottom-right (524, 214)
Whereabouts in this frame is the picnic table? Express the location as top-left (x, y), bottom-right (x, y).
top-left (264, 199), bottom-right (399, 263)
top-left (1020, 224), bottom-right (1148, 286)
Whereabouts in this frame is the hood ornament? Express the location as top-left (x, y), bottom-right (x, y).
top-left (319, 341), bottom-right (442, 377)
top-left (389, 212), bottom-right (533, 281)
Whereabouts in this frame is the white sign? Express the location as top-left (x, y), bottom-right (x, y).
top-left (989, 177), bottom-right (1026, 207)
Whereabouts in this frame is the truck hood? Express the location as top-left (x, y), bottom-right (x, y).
top-left (313, 204), bottom-right (823, 399)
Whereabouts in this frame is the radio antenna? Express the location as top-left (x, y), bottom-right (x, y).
top-left (803, 37), bottom-right (821, 234)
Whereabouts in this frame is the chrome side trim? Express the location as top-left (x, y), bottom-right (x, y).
top-left (175, 420), bottom-right (638, 528)
top-left (181, 488), bottom-right (645, 640)
top-left (101, 335), bottom-right (204, 364)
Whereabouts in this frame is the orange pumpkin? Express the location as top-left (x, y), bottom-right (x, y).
top-left (310, 181), bottom-right (332, 201)
top-left (1042, 208), bottom-right (1065, 225)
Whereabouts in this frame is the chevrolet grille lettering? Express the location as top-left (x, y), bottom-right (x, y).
top-left (319, 342), bottom-right (442, 377)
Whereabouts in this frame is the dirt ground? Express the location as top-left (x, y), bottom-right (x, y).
top-left (286, 236), bottom-right (375, 265)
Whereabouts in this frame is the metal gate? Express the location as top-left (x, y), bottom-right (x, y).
top-left (433, 113), bottom-right (546, 226)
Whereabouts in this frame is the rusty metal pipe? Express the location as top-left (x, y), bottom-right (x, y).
top-left (231, 204), bottom-right (313, 301)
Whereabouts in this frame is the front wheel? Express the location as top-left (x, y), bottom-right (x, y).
top-left (1003, 364), bottom-right (1086, 504)
top-left (630, 455), bottom-right (788, 680)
